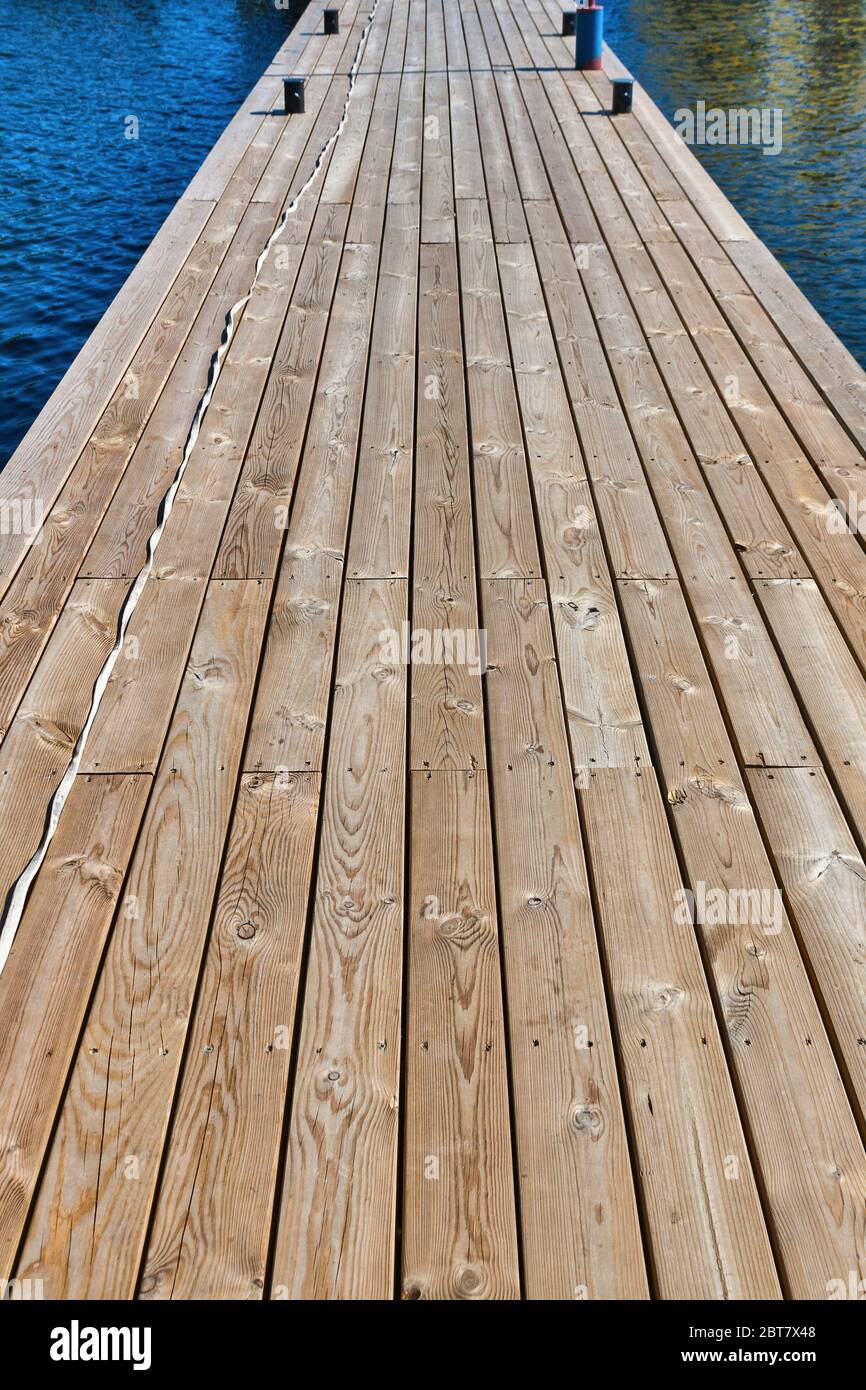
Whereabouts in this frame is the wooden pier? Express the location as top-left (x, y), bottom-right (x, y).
top-left (1, 0), bottom-right (865, 1300)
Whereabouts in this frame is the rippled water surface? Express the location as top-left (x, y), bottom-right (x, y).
top-left (1, 0), bottom-right (864, 465)
top-left (0, 0), bottom-right (303, 466)
top-left (605, 0), bottom-right (866, 366)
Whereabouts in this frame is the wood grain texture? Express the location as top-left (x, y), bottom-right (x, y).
top-left (412, 244), bottom-right (485, 772)
top-left (4, 0), bottom-right (866, 1303)
top-left (80, 200), bottom-right (284, 581)
top-left (456, 199), bottom-right (541, 581)
top-left (0, 773), bottom-right (151, 1279)
top-left (752, 579), bottom-right (866, 847)
top-left (620, 577), bottom-right (866, 1297)
top-left (747, 766), bottom-right (866, 1133)
top-left (347, 204), bottom-right (420, 580)
top-left (483, 578), bottom-right (647, 1298)
top-left (496, 240), bottom-right (650, 771)
top-left (0, 163), bottom-right (285, 733)
top-left (217, 229), bottom-right (373, 581)
top-left (16, 580), bottom-right (271, 1298)
top-left (138, 771), bottom-right (321, 1300)
top-left (403, 770), bottom-right (520, 1300)
top-left (579, 768), bottom-right (781, 1299)
top-left (0, 579), bottom-right (127, 912)
top-left (271, 579), bottom-right (407, 1299)
top-left (0, 198), bottom-right (213, 590)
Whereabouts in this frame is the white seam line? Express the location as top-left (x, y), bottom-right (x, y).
top-left (0, 0), bottom-right (383, 975)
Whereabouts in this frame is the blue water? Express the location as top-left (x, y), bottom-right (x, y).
top-left (605, 0), bottom-right (866, 368)
top-left (0, 0), bottom-right (304, 467)
top-left (1, 0), bottom-right (864, 466)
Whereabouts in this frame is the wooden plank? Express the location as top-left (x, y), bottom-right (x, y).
top-left (156, 197), bottom-right (339, 583)
top-left (80, 185), bottom-right (379, 782)
top-left (347, 203), bottom-right (421, 580)
top-left (590, 31), bottom-right (756, 244)
top-left (496, 240), bottom-right (650, 771)
top-left (402, 769), bottom-right (521, 1300)
top-left (620, 577), bottom-right (866, 1297)
top-left (412, 243), bottom-right (486, 772)
top-left (347, 72), bottom-right (402, 244)
top-left (638, 191), bottom-right (866, 484)
top-left (0, 55), bottom-right (354, 736)
top-left (269, 39), bottom-right (418, 1296)
top-left (588, 34), bottom-right (866, 459)
top-left (541, 56), bottom-right (866, 656)
top-left (518, 85), bottom-right (809, 585)
top-left (421, 71), bottom-right (455, 244)
top-left (0, 0), bottom-right (335, 597)
top-left (6, 0), bottom-right (866, 1305)
top-left (456, 200), bottom-right (540, 580)
top-left (136, 40), bottom-right (414, 1289)
top-left (271, 579), bottom-right (407, 1299)
top-left (0, 190), bottom-right (250, 736)
top-left (79, 199), bottom-right (285, 581)
top-left (219, 225), bottom-right (375, 582)
top-left (126, 8), bottom-right (396, 782)
top-left (5, 59), bottom-right (384, 796)
top-left (246, 79), bottom-right (420, 772)
top-left (0, 579), bottom-right (127, 917)
top-left (518, 208), bottom-right (817, 770)
top-left (237, 221), bottom-right (381, 764)
top-left (0, 200), bottom-right (213, 590)
top-left (345, 50), bottom-right (422, 584)
top-left (641, 237), bottom-right (866, 661)
top-left (508, 8), bottom-right (839, 647)
top-left (753, 579), bottom-right (866, 847)
top-left (80, 577), bottom-right (204, 774)
top-left (137, 771), bottom-right (321, 1300)
top-left (747, 766), bottom-right (866, 1132)
top-left (468, 70), bottom-right (528, 243)
top-left (528, 226), bottom-right (676, 581)
top-left (725, 238), bottom-right (866, 456)
top-left (15, 579), bottom-right (271, 1298)
top-left (75, 217), bottom-right (349, 778)
top-left (580, 767), bottom-right (781, 1299)
top-left (483, 578), bottom-right (647, 1299)
top-left (387, 71), bottom-right (423, 207)
top-left (158, 1), bottom-right (384, 585)
top-left (81, 6), bottom-right (387, 588)
top-left (0, 773), bottom-right (150, 1280)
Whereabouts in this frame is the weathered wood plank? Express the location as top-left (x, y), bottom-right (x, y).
top-left (0, 773), bottom-right (150, 1280)
top-left (456, 200), bottom-right (540, 580)
top-left (0, 579), bottom-right (127, 916)
top-left (579, 767), bottom-right (781, 1299)
top-left (16, 580), bottom-right (271, 1298)
top-left (747, 766), bottom-right (866, 1132)
top-left (347, 203), bottom-right (420, 579)
top-left (620, 577), bottom-right (866, 1297)
top-left (496, 240), bottom-right (650, 771)
top-left (483, 578), bottom-right (647, 1299)
top-left (138, 771), bottom-right (321, 1300)
top-left (271, 579), bottom-right (407, 1299)
top-left (753, 579), bottom-right (866, 847)
top-left (402, 769), bottom-right (521, 1300)
top-left (412, 244), bottom-right (486, 772)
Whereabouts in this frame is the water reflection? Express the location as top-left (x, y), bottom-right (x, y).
top-left (605, 0), bottom-right (866, 365)
top-left (0, 0), bottom-right (300, 466)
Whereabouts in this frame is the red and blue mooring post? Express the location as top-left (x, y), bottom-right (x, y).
top-left (575, 2), bottom-right (603, 72)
